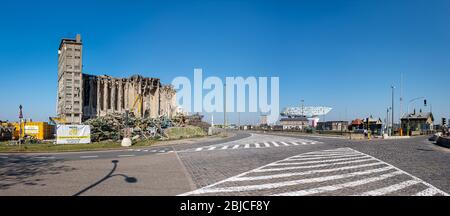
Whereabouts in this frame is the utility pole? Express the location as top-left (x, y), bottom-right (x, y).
top-left (18, 104), bottom-right (23, 146)
top-left (400, 73), bottom-right (403, 121)
top-left (301, 100), bottom-right (305, 117)
top-left (391, 86), bottom-right (395, 136)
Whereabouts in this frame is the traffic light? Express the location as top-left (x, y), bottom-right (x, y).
top-left (424, 99), bottom-right (427, 106)
top-left (443, 118), bottom-right (447, 126)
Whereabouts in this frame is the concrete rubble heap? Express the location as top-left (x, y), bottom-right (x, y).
top-left (0, 122), bottom-right (14, 141)
top-left (84, 113), bottom-right (187, 142)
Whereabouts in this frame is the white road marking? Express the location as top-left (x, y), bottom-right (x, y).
top-left (182, 166), bottom-right (395, 195)
top-left (208, 147), bottom-right (216, 151)
top-left (180, 147), bottom-right (449, 196)
top-left (195, 148), bottom-right (203, 151)
top-left (286, 154), bottom-right (363, 161)
top-left (264, 142), bottom-right (271, 147)
top-left (271, 142), bottom-right (280, 147)
top-left (34, 156), bottom-right (55, 159)
top-left (275, 155), bottom-right (370, 166)
top-left (359, 180), bottom-right (420, 196)
top-left (80, 155), bottom-right (98, 159)
top-left (255, 158), bottom-right (377, 173)
top-left (244, 144), bottom-right (250, 148)
top-left (232, 145), bottom-right (240, 149)
top-left (255, 143), bottom-right (261, 148)
top-left (280, 142), bottom-right (290, 146)
top-left (293, 153), bottom-right (363, 158)
top-left (143, 150), bottom-right (149, 152)
top-left (232, 162), bottom-right (385, 182)
top-left (273, 171), bottom-right (404, 196)
top-left (150, 150), bottom-right (157, 152)
top-left (118, 154), bottom-right (135, 157)
top-left (414, 188), bottom-right (441, 196)
top-left (221, 145), bottom-right (229, 150)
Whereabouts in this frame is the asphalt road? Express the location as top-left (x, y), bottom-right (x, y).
top-left (1, 131), bottom-right (449, 196)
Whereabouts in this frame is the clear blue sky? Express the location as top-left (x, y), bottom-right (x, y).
top-left (1, 0), bottom-right (449, 124)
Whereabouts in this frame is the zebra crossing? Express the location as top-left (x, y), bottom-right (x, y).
top-left (179, 148), bottom-right (449, 196)
top-left (180, 139), bottom-right (321, 153)
top-left (179, 133), bottom-right (322, 153)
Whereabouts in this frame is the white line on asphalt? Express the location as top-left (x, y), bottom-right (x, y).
top-left (244, 144), bottom-right (250, 148)
top-left (255, 143), bottom-right (261, 148)
top-left (280, 142), bottom-right (290, 146)
top-left (182, 167), bottom-right (395, 195)
top-left (255, 158), bottom-right (377, 173)
top-left (264, 142), bottom-right (271, 147)
top-left (275, 155), bottom-right (369, 166)
top-left (232, 145), bottom-right (240, 149)
top-left (359, 180), bottom-right (420, 196)
top-left (208, 147), bottom-right (216, 151)
top-left (293, 152), bottom-right (362, 158)
top-left (143, 150), bottom-right (148, 152)
top-left (80, 155), bottom-right (99, 159)
top-left (221, 145), bottom-right (229, 150)
top-left (118, 154), bottom-right (135, 157)
top-left (271, 142), bottom-right (280, 147)
top-left (273, 171), bottom-right (403, 196)
top-left (195, 148), bottom-right (203, 151)
top-left (231, 162), bottom-right (385, 182)
top-left (414, 188), bottom-right (441, 196)
top-left (347, 148), bottom-right (450, 196)
top-left (34, 156), bottom-right (55, 159)
top-left (286, 154), bottom-right (363, 161)
top-left (288, 141), bottom-right (298, 146)
top-left (151, 150), bottom-right (157, 152)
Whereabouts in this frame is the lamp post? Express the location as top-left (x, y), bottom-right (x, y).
top-left (18, 105), bottom-right (23, 146)
top-left (391, 86), bottom-right (395, 136)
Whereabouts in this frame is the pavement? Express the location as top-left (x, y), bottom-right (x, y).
top-left (1, 131), bottom-right (449, 196)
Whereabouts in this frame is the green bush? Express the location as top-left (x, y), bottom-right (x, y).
top-left (163, 126), bottom-right (206, 140)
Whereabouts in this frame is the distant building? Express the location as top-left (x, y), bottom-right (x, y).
top-left (401, 110), bottom-right (434, 135)
top-left (279, 117), bottom-right (309, 130)
top-left (57, 34), bottom-right (177, 124)
top-left (350, 117), bottom-right (383, 135)
top-left (317, 121), bottom-right (349, 131)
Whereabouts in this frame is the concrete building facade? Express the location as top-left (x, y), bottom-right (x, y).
top-left (57, 34), bottom-right (83, 123)
top-left (57, 34), bottom-right (177, 124)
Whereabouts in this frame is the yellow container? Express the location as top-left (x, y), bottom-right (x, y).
top-left (11, 122), bottom-right (55, 140)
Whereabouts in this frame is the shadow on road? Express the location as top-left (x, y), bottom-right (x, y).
top-left (73, 160), bottom-right (137, 196)
top-left (0, 156), bottom-right (76, 190)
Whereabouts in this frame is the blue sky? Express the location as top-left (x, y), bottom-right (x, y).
top-left (0, 0), bottom-right (449, 124)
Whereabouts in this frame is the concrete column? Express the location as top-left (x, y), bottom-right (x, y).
top-left (118, 80), bottom-right (123, 112)
top-left (111, 80), bottom-right (116, 112)
top-left (96, 79), bottom-right (101, 114)
top-left (103, 78), bottom-right (108, 114)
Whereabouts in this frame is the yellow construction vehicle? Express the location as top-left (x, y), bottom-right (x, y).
top-left (131, 94), bottom-right (143, 117)
top-left (49, 117), bottom-right (67, 125)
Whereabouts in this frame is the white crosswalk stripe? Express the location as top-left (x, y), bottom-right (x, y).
top-left (179, 148), bottom-right (449, 196)
top-left (179, 134), bottom-right (322, 153)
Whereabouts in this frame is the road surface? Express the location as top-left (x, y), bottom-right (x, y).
top-left (1, 131), bottom-right (449, 196)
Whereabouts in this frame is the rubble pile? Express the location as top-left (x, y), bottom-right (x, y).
top-left (0, 122), bottom-right (14, 141)
top-left (84, 113), bottom-right (187, 142)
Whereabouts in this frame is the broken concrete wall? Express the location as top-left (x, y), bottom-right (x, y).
top-left (81, 74), bottom-right (177, 121)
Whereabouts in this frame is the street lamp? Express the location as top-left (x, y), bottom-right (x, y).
top-left (391, 86), bottom-right (395, 136)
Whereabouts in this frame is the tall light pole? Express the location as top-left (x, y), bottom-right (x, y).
top-left (391, 86), bottom-right (395, 136)
top-left (224, 83), bottom-right (227, 129)
top-left (301, 100), bottom-right (305, 117)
